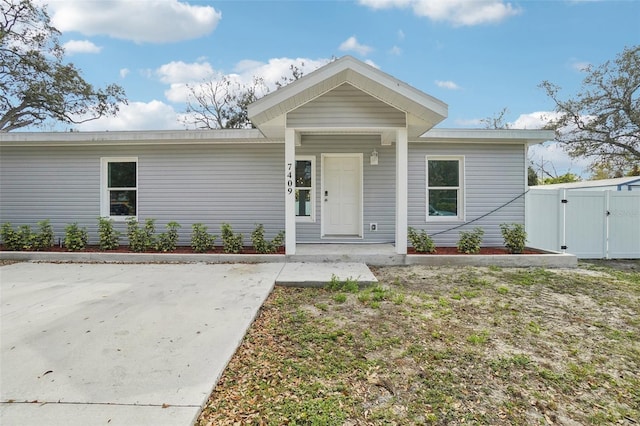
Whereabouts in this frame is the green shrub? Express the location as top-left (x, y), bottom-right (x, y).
top-left (126, 217), bottom-right (156, 252)
top-left (457, 227), bottom-right (484, 254)
top-left (1, 223), bottom-right (22, 250)
top-left (221, 223), bottom-right (243, 254)
top-left (64, 223), bottom-right (88, 251)
top-left (191, 223), bottom-right (216, 253)
top-left (407, 227), bottom-right (436, 253)
top-left (33, 219), bottom-right (54, 250)
top-left (1, 221), bottom-right (54, 251)
top-left (251, 224), bottom-right (284, 254)
top-left (500, 223), bottom-right (527, 254)
top-left (155, 221), bottom-right (181, 252)
top-left (98, 217), bottom-right (120, 250)
top-left (98, 217), bottom-right (121, 250)
top-left (16, 225), bottom-right (35, 250)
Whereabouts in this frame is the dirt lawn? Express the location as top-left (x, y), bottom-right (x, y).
top-left (197, 261), bottom-right (639, 425)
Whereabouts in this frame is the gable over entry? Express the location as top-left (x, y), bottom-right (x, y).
top-left (248, 56), bottom-right (448, 255)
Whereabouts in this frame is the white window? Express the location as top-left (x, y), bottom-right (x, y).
top-left (101, 157), bottom-right (138, 219)
top-left (426, 156), bottom-right (464, 221)
top-left (295, 156), bottom-right (315, 222)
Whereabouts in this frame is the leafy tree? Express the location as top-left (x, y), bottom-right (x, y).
top-left (543, 172), bottom-right (581, 185)
top-left (527, 165), bottom-right (538, 186)
top-left (628, 164), bottom-right (640, 176)
top-left (183, 62), bottom-right (307, 129)
top-left (0, 0), bottom-right (126, 131)
top-left (540, 45), bottom-right (639, 175)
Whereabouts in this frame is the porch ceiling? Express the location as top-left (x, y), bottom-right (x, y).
top-left (247, 56), bottom-right (448, 140)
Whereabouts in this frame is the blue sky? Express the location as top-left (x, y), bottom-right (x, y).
top-left (42, 0), bottom-right (639, 177)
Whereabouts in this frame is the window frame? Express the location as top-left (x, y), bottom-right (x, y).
top-left (100, 157), bottom-right (138, 220)
top-left (425, 155), bottom-right (465, 222)
top-left (295, 155), bottom-right (315, 223)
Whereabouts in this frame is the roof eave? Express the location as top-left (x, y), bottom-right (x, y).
top-left (0, 129), bottom-right (271, 146)
top-left (417, 128), bottom-right (555, 144)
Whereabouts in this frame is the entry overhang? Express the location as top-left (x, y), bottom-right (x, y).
top-left (247, 56), bottom-right (448, 140)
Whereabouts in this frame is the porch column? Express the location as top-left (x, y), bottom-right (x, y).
top-left (284, 128), bottom-right (297, 255)
top-left (396, 128), bottom-right (408, 254)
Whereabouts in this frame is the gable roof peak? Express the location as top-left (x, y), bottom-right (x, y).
top-left (247, 56), bottom-right (448, 139)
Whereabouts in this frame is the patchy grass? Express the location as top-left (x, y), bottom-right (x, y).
top-left (197, 263), bottom-right (640, 425)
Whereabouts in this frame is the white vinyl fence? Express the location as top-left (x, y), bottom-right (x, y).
top-left (526, 189), bottom-right (640, 259)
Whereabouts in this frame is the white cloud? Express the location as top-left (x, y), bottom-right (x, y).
top-left (232, 57), bottom-right (328, 87)
top-left (119, 68), bottom-right (130, 79)
top-left (570, 60), bottom-right (591, 72)
top-left (157, 57), bottom-right (329, 104)
top-left (508, 111), bottom-right (591, 178)
top-left (156, 60), bottom-right (215, 84)
top-left (165, 83), bottom-right (194, 104)
top-left (359, 0), bottom-right (521, 26)
top-left (364, 59), bottom-right (380, 68)
top-left (509, 111), bottom-right (559, 129)
top-left (397, 29), bottom-right (405, 40)
top-left (454, 118), bottom-right (483, 126)
top-left (389, 45), bottom-right (402, 55)
top-left (49, 0), bottom-right (221, 43)
top-left (435, 80), bottom-right (461, 90)
top-left (75, 101), bottom-right (180, 131)
top-left (63, 39), bottom-right (102, 55)
top-left (528, 142), bottom-right (591, 178)
top-left (339, 36), bottom-right (373, 56)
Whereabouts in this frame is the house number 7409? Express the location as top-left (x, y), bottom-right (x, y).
top-left (286, 163), bottom-right (293, 194)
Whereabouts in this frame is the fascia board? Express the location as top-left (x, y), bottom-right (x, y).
top-left (418, 128), bottom-right (556, 144)
top-left (0, 129), bottom-right (271, 146)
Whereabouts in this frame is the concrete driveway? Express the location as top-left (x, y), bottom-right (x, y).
top-left (0, 262), bottom-right (283, 426)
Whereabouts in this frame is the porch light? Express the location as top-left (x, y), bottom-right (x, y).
top-left (370, 149), bottom-right (379, 166)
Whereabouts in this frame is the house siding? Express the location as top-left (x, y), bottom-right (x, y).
top-left (1, 139), bottom-right (528, 249)
top-left (287, 83), bottom-right (406, 129)
top-left (296, 134), bottom-right (396, 243)
top-left (408, 142), bottom-right (526, 247)
top-left (0, 144), bottom-right (285, 246)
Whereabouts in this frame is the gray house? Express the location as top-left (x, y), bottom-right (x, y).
top-left (0, 56), bottom-right (553, 254)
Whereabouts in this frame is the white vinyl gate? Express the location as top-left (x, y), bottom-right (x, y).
top-left (526, 189), bottom-right (640, 259)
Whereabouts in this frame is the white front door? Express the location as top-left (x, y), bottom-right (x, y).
top-left (322, 154), bottom-right (362, 236)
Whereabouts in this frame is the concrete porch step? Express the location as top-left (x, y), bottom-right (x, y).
top-left (276, 262), bottom-right (378, 287)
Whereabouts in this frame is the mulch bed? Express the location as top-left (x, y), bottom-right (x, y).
top-left (1, 245), bottom-right (545, 255)
top-left (408, 247), bottom-right (545, 255)
top-left (0, 245), bottom-right (285, 254)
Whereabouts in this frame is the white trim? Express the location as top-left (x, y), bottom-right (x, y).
top-left (295, 155), bottom-right (316, 223)
top-left (100, 157), bottom-right (138, 220)
top-left (320, 153), bottom-right (364, 238)
top-left (425, 155), bottom-right (465, 222)
top-left (419, 128), bottom-right (555, 145)
top-left (0, 129), bottom-right (269, 147)
top-left (284, 129), bottom-right (297, 254)
top-left (395, 128), bottom-right (408, 255)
